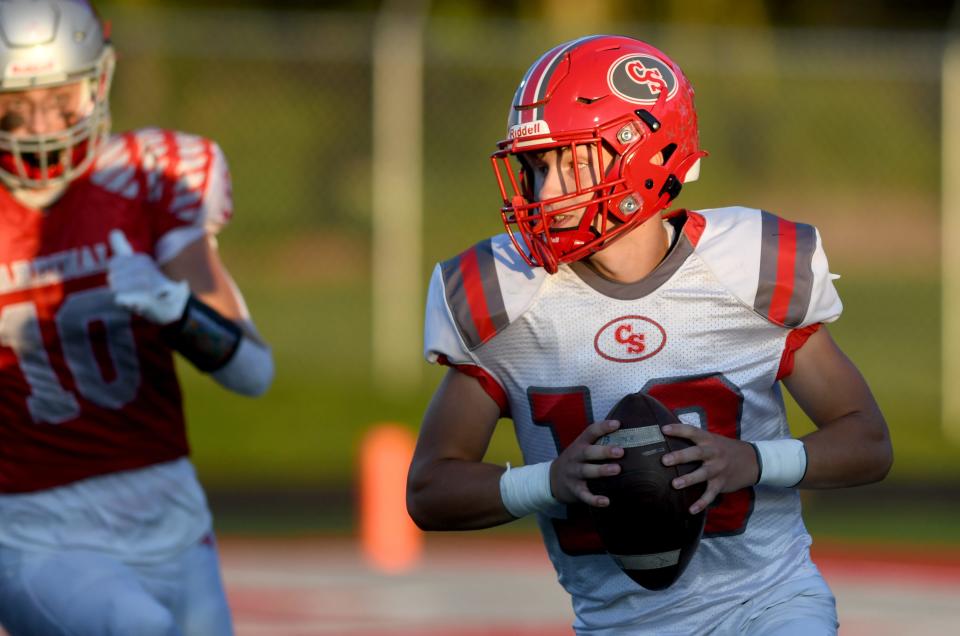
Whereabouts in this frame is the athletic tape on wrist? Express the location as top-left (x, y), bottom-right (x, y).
top-left (499, 461), bottom-right (558, 518)
top-left (751, 439), bottom-right (808, 488)
top-left (161, 295), bottom-right (243, 372)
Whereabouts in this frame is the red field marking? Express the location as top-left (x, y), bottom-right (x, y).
top-left (220, 533), bottom-right (555, 568)
top-left (3, 535), bottom-right (949, 636)
top-left (222, 534), bottom-right (960, 574)
top-left (221, 534), bottom-right (576, 636)
top-left (813, 540), bottom-right (960, 585)
top-left (219, 534), bottom-right (960, 636)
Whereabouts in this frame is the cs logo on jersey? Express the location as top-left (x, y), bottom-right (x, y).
top-left (594, 315), bottom-right (666, 363)
top-left (607, 54), bottom-right (678, 105)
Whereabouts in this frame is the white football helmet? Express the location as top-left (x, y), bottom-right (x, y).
top-left (0, 0), bottom-right (114, 189)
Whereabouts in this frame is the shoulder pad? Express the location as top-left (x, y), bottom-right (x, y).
top-left (691, 207), bottom-right (842, 328)
top-left (424, 234), bottom-right (546, 362)
top-left (92, 129), bottom-right (233, 264)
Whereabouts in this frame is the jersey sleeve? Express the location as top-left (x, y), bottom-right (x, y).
top-left (135, 129), bottom-right (233, 264)
top-left (691, 207), bottom-right (842, 328)
top-left (424, 235), bottom-right (547, 415)
top-left (424, 262), bottom-right (474, 366)
top-left (424, 262), bottom-right (510, 413)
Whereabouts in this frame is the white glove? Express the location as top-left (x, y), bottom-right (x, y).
top-left (107, 229), bottom-right (189, 325)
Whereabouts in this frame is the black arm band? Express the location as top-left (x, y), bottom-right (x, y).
top-left (161, 295), bottom-right (243, 372)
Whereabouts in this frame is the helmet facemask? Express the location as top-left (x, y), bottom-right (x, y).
top-left (0, 49), bottom-right (114, 190)
top-left (0, 0), bottom-right (115, 191)
top-left (494, 127), bottom-right (633, 273)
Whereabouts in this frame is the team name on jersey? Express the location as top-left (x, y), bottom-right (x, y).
top-left (0, 242), bottom-right (108, 293)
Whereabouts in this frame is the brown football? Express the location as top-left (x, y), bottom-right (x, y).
top-left (588, 391), bottom-right (706, 590)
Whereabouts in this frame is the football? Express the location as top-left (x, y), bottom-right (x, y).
top-left (588, 391), bottom-right (706, 591)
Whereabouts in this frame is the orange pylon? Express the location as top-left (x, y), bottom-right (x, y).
top-left (359, 423), bottom-right (423, 573)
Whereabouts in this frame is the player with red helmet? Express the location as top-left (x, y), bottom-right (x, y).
top-left (409, 35), bottom-right (892, 634)
top-left (0, 2), bottom-right (273, 635)
top-left (492, 36), bottom-right (705, 274)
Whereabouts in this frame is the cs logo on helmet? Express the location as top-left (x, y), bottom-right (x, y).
top-left (607, 54), bottom-right (678, 105)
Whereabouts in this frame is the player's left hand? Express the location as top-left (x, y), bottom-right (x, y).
top-left (659, 422), bottom-right (760, 515)
top-left (107, 229), bottom-right (189, 325)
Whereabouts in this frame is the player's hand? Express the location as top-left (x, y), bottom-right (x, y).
top-left (107, 229), bottom-right (189, 325)
top-left (549, 419), bottom-right (624, 507)
top-left (660, 422), bottom-right (760, 515)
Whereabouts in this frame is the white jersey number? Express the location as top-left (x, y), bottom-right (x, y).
top-left (0, 288), bottom-right (141, 424)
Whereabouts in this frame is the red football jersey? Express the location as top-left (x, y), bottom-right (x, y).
top-left (0, 128), bottom-right (232, 493)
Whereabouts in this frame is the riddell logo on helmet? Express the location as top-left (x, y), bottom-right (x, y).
top-left (6, 58), bottom-right (58, 78)
top-left (508, 120), bottom-right (550, 140)
top-left (607, 54), bottom-right (678, 105)
top-left (594, 315), bottom-right (666, 363)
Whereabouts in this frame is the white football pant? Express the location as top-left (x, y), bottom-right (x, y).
top-left (711, 574), bottom-right (838, 636)
top-left (0, 535), bottom-right (233, 636)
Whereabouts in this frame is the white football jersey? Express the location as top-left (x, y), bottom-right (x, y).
top-left (424, 207), bottom-right (842, 634)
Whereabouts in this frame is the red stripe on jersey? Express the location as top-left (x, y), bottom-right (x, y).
top-left (158, 130), bottom-right (181, 214)
top-left (768, 218), bottom-right (797, 324)
top-left (459, 247), bottom-right (497, 344)
top-left (200, 137), bottom-right (214, 210)
top-left (123, 133), bottom-right (143, 192)
top-left (682, 210), bottom-right (707, 246)
top-left (437, 355), bottom-right (509, 416)
top-left (776, 323), bottom-right (821, 380)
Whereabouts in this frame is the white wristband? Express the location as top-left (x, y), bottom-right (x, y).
top-left (751, 439), bottom-right (808, 487)
top-left (499, 461), bottom-right (558, 518)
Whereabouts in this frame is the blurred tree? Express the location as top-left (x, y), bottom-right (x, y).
top-left (664, 0), bottom-right (770, 27)
top-left (537, 0), bottom-right (615, 32)
top-left (97, 0), bottom-right (955, 30)
top-left (767, 0), bottom-right (954, 31)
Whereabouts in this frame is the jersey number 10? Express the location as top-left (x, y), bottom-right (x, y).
top-left (0, 288), bottom-right (140, 424)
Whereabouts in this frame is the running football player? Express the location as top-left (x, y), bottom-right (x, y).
top-left (408, 35), bottom-right (892, 635)
top-left (0, 2), bottom-right (272, 635)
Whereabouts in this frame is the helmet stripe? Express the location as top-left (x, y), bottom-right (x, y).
top-left (516, 44), bottom-right (566, 125)
top-left (514, 35), bottom-right (607, 125)
top-left (530, 35), bottom-right (606, 122)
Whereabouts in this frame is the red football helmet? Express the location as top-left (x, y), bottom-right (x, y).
top-left (491, 35), bottom-right (706, 273)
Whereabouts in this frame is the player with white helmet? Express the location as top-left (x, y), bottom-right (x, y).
top-left (408, 35), bottom-right (892, 634)
top-left (0, 2), bottom-right (273, 634)
top-left (0, 0), bottom-right (114, 189)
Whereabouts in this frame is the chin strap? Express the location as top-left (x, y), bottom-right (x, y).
top-left (532, 238), bottom-right (559, 274)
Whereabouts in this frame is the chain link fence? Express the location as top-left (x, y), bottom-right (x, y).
top-left (109, 7), bottom-right (943, 265)
top-left (100, 5), bottom-right (953, 487)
